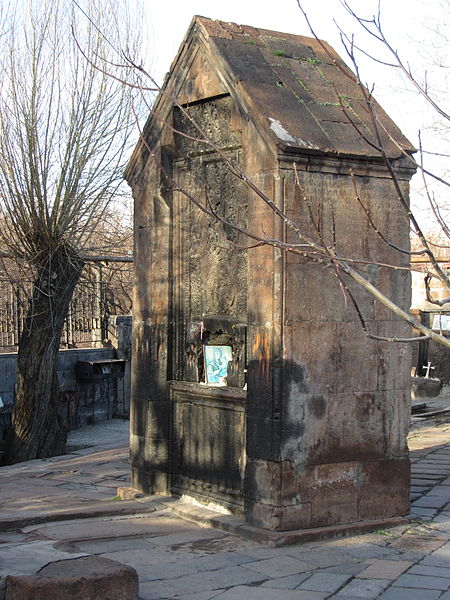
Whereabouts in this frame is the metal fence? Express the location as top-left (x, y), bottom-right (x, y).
top-left (0, 275), bottom-right (108, 352)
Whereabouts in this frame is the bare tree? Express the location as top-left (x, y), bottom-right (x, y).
top-left (295, 1), bottom-right (450, 330)
top-left (0, 0), bottom-right (140, 462)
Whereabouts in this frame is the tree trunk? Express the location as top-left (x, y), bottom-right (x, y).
top-left (6, 247), bottom-right (84, 463)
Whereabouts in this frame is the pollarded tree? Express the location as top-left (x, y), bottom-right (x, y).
top-left (0, 0), bottom-right (141, 462)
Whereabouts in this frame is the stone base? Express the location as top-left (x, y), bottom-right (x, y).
top-left (412, 376), bottom-right (442, 400)
top-left (4, 556), bottom-right (138, 600)
top-left (152, 496), bottom-right (409, 547)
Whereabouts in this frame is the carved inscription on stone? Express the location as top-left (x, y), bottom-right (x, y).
top-left (173, 96), bottom-right (248, 382)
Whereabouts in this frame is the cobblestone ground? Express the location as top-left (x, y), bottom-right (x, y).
top-left (1, 416), bottom-right (450, 599)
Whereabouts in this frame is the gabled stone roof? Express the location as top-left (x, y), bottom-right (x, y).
top-left (128, 16), bottom-right (414, 173)
top-left (192, 17), bottom-right (413, 158)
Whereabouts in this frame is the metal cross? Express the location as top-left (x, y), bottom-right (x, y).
top-left (424, 362), bottom-right (436, 378)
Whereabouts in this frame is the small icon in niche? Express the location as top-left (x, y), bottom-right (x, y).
top-left (204, 345), bottom-right (232, 386)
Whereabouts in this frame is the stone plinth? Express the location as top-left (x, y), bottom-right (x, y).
top-left (126, 16), bottom-right (415, 535)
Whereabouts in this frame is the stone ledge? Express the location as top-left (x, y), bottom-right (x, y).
top-left (4, 556), bottom-right (138, 600)
top-left (154, 497), bottom-right (409, 547)
top-left (0, 499), bottom-right (156, 533)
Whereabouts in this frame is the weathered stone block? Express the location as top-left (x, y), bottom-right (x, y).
top-left (245, 496), bottom-right (312, 531)
top-left (357, 458), bottom-right (410, 520)
top-left (295, 392), bottom-right (390, 465)
top-left (284, 322), bottom-right (378, 395)
top-left (5, 556), bottom-right (138, 600)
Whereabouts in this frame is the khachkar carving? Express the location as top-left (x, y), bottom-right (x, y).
top-left (173, 96), bottom-right (248, 383)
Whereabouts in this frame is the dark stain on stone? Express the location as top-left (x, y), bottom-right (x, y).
top-left (308, 395), bottom-right (326, 419)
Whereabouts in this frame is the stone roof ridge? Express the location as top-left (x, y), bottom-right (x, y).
top-left (125, 14), bottom-right (415, 181)
top-left (190, 16), bottom-right (414, 160)
top-left (195, 15), bottom-right (331, 54)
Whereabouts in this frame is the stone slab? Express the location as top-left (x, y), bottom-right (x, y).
top-left (0, 540), bottom-right (88, 578)
top-left (163, 565), bottom-right (267, 595)
top-left (244, 556), bottom-right (312, 578)
top-left (356, 559), bottom-right (412, 580)
top-left (25, 514), bottom-right (187, 542)
top-left (389, 534), bottom-right (447, 552)
top-left (5, 556), bottom-right (138, 600)
top-left (392, 573), bottom-right (450, 590)
top-left (334, 577), bottom-right (391, 597)
top-left (297, 571), bottom-right (351, 592)
top-left (378, 588), bottom-right (442, 600)
top-left (208, 587), bottom-right (327, 599)
top-left (0, 500), bottom-right (156, 532)
top-left (408, 564), bottom-right (450, 578)
top-left (260, 573), bottom-right (312, 589)
top-left (412, 496), bottom-right (449, 509)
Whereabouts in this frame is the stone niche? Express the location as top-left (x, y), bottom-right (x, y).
top-left (125, 16), bottom-right (416, 532)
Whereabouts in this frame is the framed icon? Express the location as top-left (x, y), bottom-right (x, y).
top-left (204, 345), bottom-right (232, 386)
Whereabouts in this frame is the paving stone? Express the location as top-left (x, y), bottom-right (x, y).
top-left (335, 578), bottom-right (390, 598)
top-left (356, 559), bottom-right (412, 580)
top-left (74, 536), bottom-right (160, 554)
top-left (0, 540), bottom-right (87, 577)
top-left (117, 551), bottom-right (256, 580)
top-left (414, 460), bottom-right (450, 466)
top-left (211, 587), bottom-right (327, 599)
top-left (411, 479), bottom-right (435, 486)
top-left (0, 531), bottom-right (27, 544)
top-left (177, 592), bottom-right (225, 600)
top-left (245, 556), bottom-right (312, 578)
top-left (377, 587), bottom-right (442, 600)
top-left (408, 564), bottom-right (450, 578)
top-left (409, 507), bottom-right (437, 519)
top-left (427, 485), bottom-right (450, 495)
top-left (238, 546), bottom-right (288, 560)
top-left (421, 553), bottom-right (450, 568)
top-left (327, 597), bottom-right (372, 600)
top-left (411, 474), bottom-right (445, 481)
top-left (431, 523), bottom-right (450, 536)
top-left (389, 535), bottom-right (447, 553)
top-left (421, 469), bottom-right (450, 475)
top-left (135, 579), bottom-right (180, 599)
top-left (297, 571), bottom-right (351, 592)
top-left (323, 564), bottom-right (370, 576)
top-left (260, 573), bottom-right (313, 589)
top-left (292, 547), bottom-right (364, 567)
top-left (30, 515), bottom-right (194, 541)
top-left (148, 529), bottom-right (227, 547)
top-left (412, 495), bottom-right (449, 508)
top-left (342, 544), bottom-right (399, 560)
top-left (162, 565), bottom-right (267, 595)
top-left (391, 573), bottom-right (450, 590)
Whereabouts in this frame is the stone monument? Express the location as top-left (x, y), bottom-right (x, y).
top-left (125, 16), bottom-right (415, 533)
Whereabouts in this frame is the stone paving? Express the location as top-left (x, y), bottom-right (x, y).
top-left (1, 416), bottom-right (450, 598)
